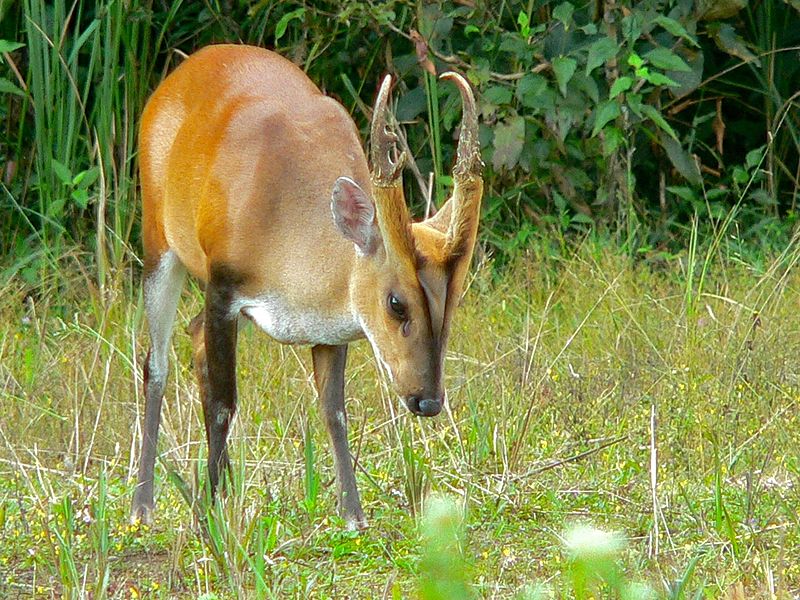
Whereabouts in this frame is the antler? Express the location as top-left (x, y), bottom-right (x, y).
top-left (421, 72), bottom-right (484, 249)
top-left (370, 75), bottom-right (407, 187)
top-left (369, 74), bottom-right (415, 264)
top-left (439, 72), bottom-right (483, 179)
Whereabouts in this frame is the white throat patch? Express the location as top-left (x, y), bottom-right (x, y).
top-left (232, 295), bottom-right (362, 345)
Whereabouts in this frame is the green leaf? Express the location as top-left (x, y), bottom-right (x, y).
top-left (571, 212), bottom-right (595, 225)
top-left (517, 10), bottom-right (530, 37)
top-left (71, 188), bottom-right (89, 210)
top-left (645, 48), bottom-right (691, 72)
top-left (516, 73), bottom-right (548, 108)
top-left (586, 37), bottom-right (618, 75)
top-left (552, 2), bottom-right (574, 28)
top-left (621, 12), bottom-right (643, 44)
top-left (552, 56), bottom-right (577, 97)
top-left (627, 53), bottom-right (644, 69)
top-left (592, 100), bottom-right (621, 137)
top-left (706, 188), bottom-right (729, 201)
top-left (51, 159), bottom-right (73, 186)
top-left (73, 167), bottom-right (99, 189)
top-left (661, 135), bottom-right (701, 185)
top-left (732, 166), bottom-right (748, 184)
top-left (499, 33), bottom-right (531, 60)
top-left (708, 23), bottom-right (760, 66)
top-left (571, 72), bottom-right (599, 103)
top-left (640, 104), bottom-right (678, 140)
top-left (609, 76), bottom-right (633, 98)
top-left (47, 197), bottom-right (65, 218)
top-left (0, 77), bottom-right (24, 96)
top-left (274, 7), bottom-right (305, 44)
top-left (746, 146), bottom-right (765, 170)
top-left (626, 93), bottom-right (643, 117)
top-left (669, 49), bottom-right (704, 98)
top-left (667, 186), bottom-right (699, 202)
top-left (396, 85), bottom-right (426, 121)
top-left (492, 115), bottom-right (525, 171)
top-left (653, 16), bottom-right (700, 47)
top-left (484, 85), bottom-right (513, 106)
top-left (465, 24), bottom-right (479, 36)
top-left (0, 40), bottom-right (24, 53)
top-left (644, 71), bottom-right (680, 87)
top-left (602, 126), bottom-right (624, 156)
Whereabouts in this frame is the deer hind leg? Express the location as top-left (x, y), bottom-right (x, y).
top-left (311, 344), bottom-right (367, 530)
top-left (132, 250), bottom-right (186, 524)
top-left (202, 266), bottom-right (240, 498)
top-left (187, 310), bottom-right (210, 417)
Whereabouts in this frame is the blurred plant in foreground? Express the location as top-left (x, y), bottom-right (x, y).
top-left (419, 496), bottom-right (659, 599)
top-left (418, 495), bottom-right (473, 600)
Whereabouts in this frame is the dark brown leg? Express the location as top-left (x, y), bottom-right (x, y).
top-left (311, 344), bottom-right (366, 529)
top-left (203, 272), bottom-right (239, 496)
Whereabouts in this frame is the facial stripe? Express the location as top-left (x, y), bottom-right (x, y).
top-left (417, 267), bottom-right (449, 393)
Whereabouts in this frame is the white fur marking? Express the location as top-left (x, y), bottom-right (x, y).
top-left (233, 295), bottom-right (361, 345)
top-left (216, 409), bottom-right (230, 426)
top-left (359, 316), bottom-right (394, 382)
top-left (144, 251), bottom-right (185, 378)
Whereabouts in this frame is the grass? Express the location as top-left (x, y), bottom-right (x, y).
top-left (0, 237), bottom-right (799, 598)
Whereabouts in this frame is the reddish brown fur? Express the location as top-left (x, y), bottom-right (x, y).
top-left (134, 45), bottom-right (483, 527)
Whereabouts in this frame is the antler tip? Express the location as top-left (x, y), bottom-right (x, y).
top-left (441, 73), bottom-right (482, 178)
top-left (371, 74), bottom-right (404, 186)
top-left (439, 71), bottom-right (465, 84)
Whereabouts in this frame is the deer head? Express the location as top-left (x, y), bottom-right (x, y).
top-left (331, 73), bottom-right (483, 416)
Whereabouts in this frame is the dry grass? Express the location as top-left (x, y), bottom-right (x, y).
top-left (1, 241), bottom-right (799, 598)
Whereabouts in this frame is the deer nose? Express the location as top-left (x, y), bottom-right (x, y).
top-left (406, 395), bottom-right (442, 417)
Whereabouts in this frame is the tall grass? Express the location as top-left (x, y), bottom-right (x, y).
top-left (5, 0), bottom-right (180, 290)
top-left (3, 0), bottom-right (796, 287)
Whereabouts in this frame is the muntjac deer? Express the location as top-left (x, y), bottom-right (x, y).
top-left (131, 44), bottom-right (483, 529)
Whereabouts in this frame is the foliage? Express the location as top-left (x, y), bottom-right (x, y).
top-left (0, 1), bottom-right (798, 282)
top-left (399, 0), bottom-right (800, 256)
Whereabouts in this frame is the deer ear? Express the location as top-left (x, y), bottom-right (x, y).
top-left (331, 177), bottom-right (379, 256)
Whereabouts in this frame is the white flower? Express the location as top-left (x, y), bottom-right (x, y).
top-left (563, 524), bottom-right (624, 562)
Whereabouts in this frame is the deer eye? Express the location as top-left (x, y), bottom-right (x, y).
top-left (387, 293), bottom-right (407, 320)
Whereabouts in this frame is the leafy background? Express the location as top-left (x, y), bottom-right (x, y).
top-left (1, 0), bottom-right (798, 282)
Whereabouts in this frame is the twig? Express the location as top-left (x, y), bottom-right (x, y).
top-left (650, 402), bottom-right (659, 558)
top-left (516, 435), bottom-right (627, 478)
top-left (380, 16), bottom-right (536, 82)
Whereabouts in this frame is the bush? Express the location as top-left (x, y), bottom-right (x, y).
top-left (0, 0), bottom-right (798, 283)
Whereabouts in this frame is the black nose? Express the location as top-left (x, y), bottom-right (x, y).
top-left (407, 396), bottom-right (442, 417)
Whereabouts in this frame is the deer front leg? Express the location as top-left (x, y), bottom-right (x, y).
top-left (202, 271), bottom-right (239, 497)
top-left (311, 344), bottom-right (367, 530)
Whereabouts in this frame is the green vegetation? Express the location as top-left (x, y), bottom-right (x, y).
top-left (2, 0), bottom-right (799, 272)
top-left (2, 244), bottom-right (799, 596)
top-left (1, 0), bottom-right (799, 597)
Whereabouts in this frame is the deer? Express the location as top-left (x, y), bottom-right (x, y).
top-left (130, 44), bottom-right (483, 530)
